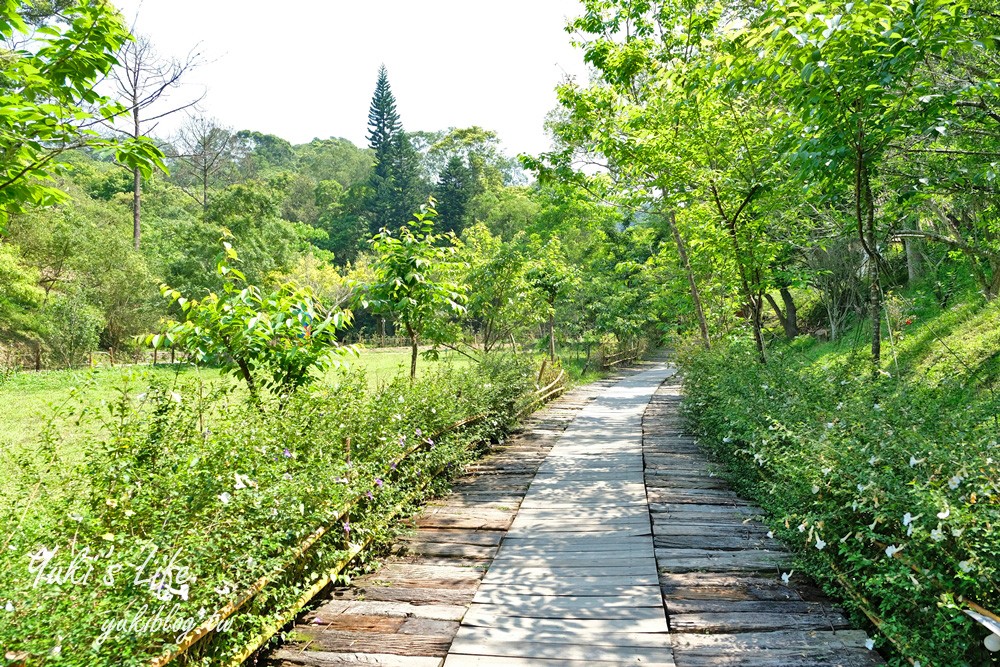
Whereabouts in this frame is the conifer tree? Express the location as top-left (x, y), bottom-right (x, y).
top-left (364, 66), bottom-right (424, 234)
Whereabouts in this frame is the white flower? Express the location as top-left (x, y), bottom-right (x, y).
top-left (815, 537), bottom-right (827, 550)
top-left (766, 531), bottom-right (774, 539)
top-left (948, 475), bottom-right (963, 490)
top-left (822, 467), bottom-right (832, 476)
top-left (865, 638), bottom-right (875, 650)
top-left (218, 492), bottom-right (231, 505)
top-left (215, 584), bottom-right (232, 596)
top-left (930, 529), bottom-right (945, 542)
top-left (781, 571), bottom-right (793, 584)
top-left (959, 560), bottom-right (973, 573)
top-left (50, 645), bottom-right (61, 657)
top-left (937, 507), bottom-right (951, 520)
top-left (798, 523), bottom-right (807, 533)
top-left (169, 391), bottom-right (182, 404)
top-left (952, 527), bottom-right (964, 537)
top-left (907, 524), bottom-right (914, 537)
top-left (68, 512), bottom-right (83, 522)
top-left (873, 403), bottom-right (882, 412)
top-left (722, 437), bottom-right (732, 443)
top-left (812, 485), bottom-right (821, 494)
top-left (4, 601), bottom-right (13, 612)
top-left (869, 456), bottom-right (877, 465)
top-left (825, 422), bottom-right (834, 429)
top-left (837, 402), bottom-right (844, 410)
top-left (852, 501), bottom-right (859, 511)
top-left (754, 453), bottom-right (765, 466)
top-left (909, 456), bottom-right (925, 467)
top-left (902, 513), bottom-right (915, 526)
top-left (397, 395), bottom-right (405, 403)
top-left (857, 483), bottom-right (866, 493)
top-left (885, 544), bottom-right (902, 558)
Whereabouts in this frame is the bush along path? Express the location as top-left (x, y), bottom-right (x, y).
top-left (259, 370), bottom-right (641, 667)
top-left (645, 375), bottom-right (883, 667)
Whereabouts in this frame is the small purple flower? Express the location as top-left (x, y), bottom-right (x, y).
top-left (282, 448), bottom-right (293, 458)
top-left (390, 462), bottom-right (397, 470)
top-left (366, 491), bottom-right (374, 500)
top-left (415, 428), bottom-right (423, 438)
top-left (375, 478), bottom-right (383, 488)
top-left (343, 521), bottom-right (350, 534)
top-left (399, 435), bottom-right (406, 446)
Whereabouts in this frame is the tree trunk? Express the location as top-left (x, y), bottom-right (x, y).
top-left (709, 185), bottom-right (765, 364)
top-left (765, 289), bottom-right (799, 340)
top-left (666, 211), bottom-right (711, 349)
top-left (765, 294), bottom-right (792, 340)
top-left (749, 294), bottom-right (767, 364)
top-left (904, 219), bottom-right (923, 284)
top-left (780, 287), bottom-right (798, 337)
top-left (407, 323), bottom-right (418, 381)
top-left (548, 309), bottom-right (556, 364)
top-left (861, 159), bottom-right (882, 371)
top-left (132, 166), bottom-right (142, 250)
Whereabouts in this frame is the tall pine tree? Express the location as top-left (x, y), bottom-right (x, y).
top-left (364, 66), bottom-right (424, 234)
top-left (435, 155), bottom-right (479, 235)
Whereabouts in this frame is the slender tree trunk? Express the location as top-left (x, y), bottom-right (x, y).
top-left (858, 157), bottom-right (882, 371)
top-left (749, 295), bottom-right (766, 363)
top-left (236, 357), bottom-right (258, 402)
top-left (548, 308), bottom-right (556, 364)
top-left (666, 211), bottom-right (710, 349)
top-left (765, 288), bottom-right (799, 340)
top-left (765, 294), bottom-right (792, 340)
top-left (132, 106), bottom-right (142, 250)
top-left (407, 323), bottom-right (418, 381)
top-left (780, 287), bottom-right (798, 337)
top-left (904, 219), bottom-right (923, 284)
top-left (709, 185), bottom-right (765, 364)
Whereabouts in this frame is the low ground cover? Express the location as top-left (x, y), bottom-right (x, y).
top-left (681, 293), bottom-right (1000, 666)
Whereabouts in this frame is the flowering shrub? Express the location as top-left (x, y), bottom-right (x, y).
top-left (0, 354), bottom-right (533, 666)
top-left (681, 338), bottom-right (1000, 666)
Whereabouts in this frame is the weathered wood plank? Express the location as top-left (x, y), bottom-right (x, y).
top-left (271, 650), bottom-right (444, 666)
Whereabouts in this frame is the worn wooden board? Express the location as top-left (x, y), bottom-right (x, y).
top-left (643, 380), bottom-right (884, 666)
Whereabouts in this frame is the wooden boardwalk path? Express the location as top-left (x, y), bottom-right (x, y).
top-left (263, 362), bottom-right (882, 667)
top-left (443, 365), bottom-right (676, 667)
top-left (263, 373), bottom-right (634, 667)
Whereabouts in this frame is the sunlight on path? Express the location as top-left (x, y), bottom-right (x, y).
top-left (444, 365), bottom-right (676, 666)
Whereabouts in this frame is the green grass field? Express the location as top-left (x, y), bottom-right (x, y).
top-left (0, 347), bottom-right (472, 456)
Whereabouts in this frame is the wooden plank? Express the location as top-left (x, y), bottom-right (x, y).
top-left (447, 639), bottom-right (675, 664)
top-left (460, 608), bottom-right (669, 634)
top-left (444, 655), bottom-right (672, 667)
top-left (285, 629), bottom-right (453, 656)
top-left (473, 591), bottom-right (664, 608)
top-left (271, 650), bottom-right (444, 666)
top-left (669, 611), bottom-right (851, 633)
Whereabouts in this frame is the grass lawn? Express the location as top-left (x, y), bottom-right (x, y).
top-left (0, 347), bottom-right (473, 469)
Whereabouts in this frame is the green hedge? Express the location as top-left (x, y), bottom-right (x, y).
top-left (680, 338), bottom-right (1000, 667)
top-left (0, 355), bottom-right (533, 666)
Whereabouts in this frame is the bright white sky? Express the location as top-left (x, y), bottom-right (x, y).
top-left (112, 0), bottom-right (590, 157)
